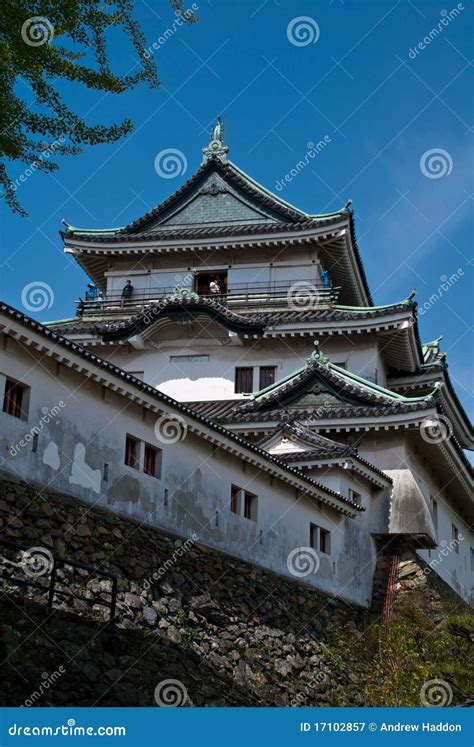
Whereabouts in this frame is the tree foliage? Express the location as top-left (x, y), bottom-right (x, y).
top-left (0, 0), bottom-right (196, 215)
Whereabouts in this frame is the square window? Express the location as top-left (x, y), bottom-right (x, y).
top-left (3, 378), bottom-right (28, 420)
top-left (125, 435), bottom-right (139, 469)
top-left (144, 444), bottom-right (161, 478)
top-left (243, 491), bottom-right (257, 521)
top-left (259, 366), bottom-right (276, 390)
top-left (235, 367), bottom-right (253, 394)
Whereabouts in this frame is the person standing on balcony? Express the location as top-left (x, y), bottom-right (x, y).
top-left (321, 269), bottom-right (331, 288)
top-left (209, 277), bottom-right (220, 295)
top-left (85, 283), bottom-right (98, 301)
top-left (121, 279), bottom-right (134, 306)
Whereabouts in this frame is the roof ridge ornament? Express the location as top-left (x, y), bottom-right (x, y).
top-left (202, 115), bottom-right (229, 164)
top-left (169, 288), bottom-right (200, 302)
top-left (306, 340), bottom-right (330, 367)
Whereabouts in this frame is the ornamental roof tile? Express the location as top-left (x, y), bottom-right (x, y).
top-left (99, 295), bottom-right (266, 342)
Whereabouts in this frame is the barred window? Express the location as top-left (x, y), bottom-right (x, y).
top-left (3, 378), bottom-right (28, 419)
top-left (310, 523), bottom-right (331, 555)
top-left (259, 366), bottom-right (276, 389)
top-left (125, 435), bottom-right (139, 469)
top-left (144, 444), bottom-right (161, 478)
top-left (235, 367), bottom-right (253, 394)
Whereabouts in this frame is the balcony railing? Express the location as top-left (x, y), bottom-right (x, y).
top-left (76, 279), bottom-right (339, 317)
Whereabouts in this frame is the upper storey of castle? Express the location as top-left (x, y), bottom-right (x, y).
top-left (61, 118), bottom-right (371, 309)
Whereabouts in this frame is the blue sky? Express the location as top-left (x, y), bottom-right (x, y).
top-left (1, 0), bottom-right (473, 416)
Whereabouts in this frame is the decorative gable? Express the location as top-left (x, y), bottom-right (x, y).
top-left (148, 171), bottom-right (280, 228)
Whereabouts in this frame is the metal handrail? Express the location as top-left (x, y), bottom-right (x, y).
top-left (0, 537), bottom-right (117, 622)
top-left (76, 280), bottom-right (339, 317)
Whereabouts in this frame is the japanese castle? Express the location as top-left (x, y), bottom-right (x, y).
top-left (1, 120), bottom-right (472, 608)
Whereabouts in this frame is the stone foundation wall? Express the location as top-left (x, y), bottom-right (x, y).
top-left (1, 475), bottom-right (470, 707)
top-left (395, 553), bottom-right (472, 620)
top-left (371, 536), bottom-right (472, 624)
top-left (0, 473), bottom-right (364, 707)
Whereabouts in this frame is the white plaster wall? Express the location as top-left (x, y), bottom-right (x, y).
top-left (419, 496), bottom-right (474, 603)
top-left (0, 338), bottom-right (373, 607)
top-left (358, 432), bottom-right (474, 605)
top-left (103, 333), bottom-right (385, 402)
